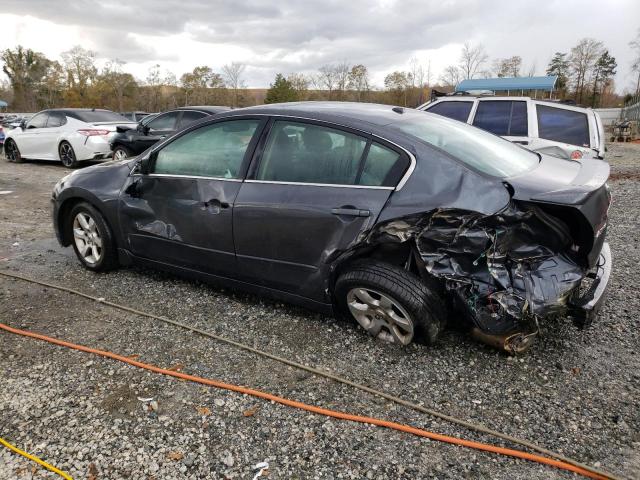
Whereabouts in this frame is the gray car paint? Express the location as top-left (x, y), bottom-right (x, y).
top-left (51, 102), bottom-right (612, 350)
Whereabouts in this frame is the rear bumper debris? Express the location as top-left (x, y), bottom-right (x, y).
top-left (568, 242), bottom-right (612, 327)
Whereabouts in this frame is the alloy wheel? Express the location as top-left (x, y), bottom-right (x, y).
top-left (346, 287), bottom-right (414, 345)
top-left (73, 212), bottom-right (103, 265)
top-left (5, 141), bottom-right (18, 162)
top-left (113, 149), bottom-right (128, 161)
top-left (60, 143), bottom-right (75, 167)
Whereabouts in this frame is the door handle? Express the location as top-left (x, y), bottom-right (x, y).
top-left (204, 199), bottom-right (230, 209)
top-left (513, 140), bottom-right (529, 145)
top-left (331, 208), bottom-right (370, 217)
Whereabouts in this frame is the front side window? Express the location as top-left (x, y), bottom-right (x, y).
top-left (393, 113), bottom-right (539, 178)
top-left (256, 121), bottom-right (367, 185)
top-left (153, 120), bottom-right (260, 179)
top-left (26, 112), bottom-right (48, 129)
top-left (148, 112), bottom-right (180, 131)
top-left (472, 101), bottom-right (528, 136)
top-left (426, 101), bottom-right (473, 122)
top-left (536, 105), bottom-right (590, 147)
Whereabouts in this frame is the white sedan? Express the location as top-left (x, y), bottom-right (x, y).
top-left (3, 109), bottom-right (137, 168)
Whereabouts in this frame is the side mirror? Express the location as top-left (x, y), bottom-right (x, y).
top-left (143, 125), bottom-right (151, 135)
top-left (138, 152), bottom-right (156, 174)
top-left (20, 120), bottom-right (27, 130)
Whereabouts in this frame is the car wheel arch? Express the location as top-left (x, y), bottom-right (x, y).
top-left (57, 193), bottom-right (113, 247)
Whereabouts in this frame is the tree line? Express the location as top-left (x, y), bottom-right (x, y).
top-left (1, 31), bottom-right (639, 113)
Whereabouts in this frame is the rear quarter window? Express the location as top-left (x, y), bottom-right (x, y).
top-left (425, 101), bottom-right (473, 122)
top-left (536, 105), bottom-right (590, 147)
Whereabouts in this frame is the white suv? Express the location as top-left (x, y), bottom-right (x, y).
top-left (417, 96), bottom-right (606, 161)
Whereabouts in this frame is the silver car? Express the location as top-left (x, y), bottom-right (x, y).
top-left (417, 96), bottom-right (606, 161)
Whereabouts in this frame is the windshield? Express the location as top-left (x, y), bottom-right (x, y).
top-left (72, 110), bottom-right (131, 123)
top-left (392, 113), bottom-right (539, 178)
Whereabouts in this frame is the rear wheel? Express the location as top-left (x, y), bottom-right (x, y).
top-left (335, 260), bottom-right (447, 346)
top-left (59, 141), bottom-right (79, 168)
top-left (4, 139), bottom-right (22, 163)
top-left (68, 202), bottom-right (119, 272)
top-left (112, 145), bottom-right (132, 161)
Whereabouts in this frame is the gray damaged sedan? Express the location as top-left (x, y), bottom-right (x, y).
top-left (51, 102), bottom-right (612, 353)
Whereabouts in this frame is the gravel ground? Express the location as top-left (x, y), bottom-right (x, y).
top-left (0, 146), bottom-right (639, 479)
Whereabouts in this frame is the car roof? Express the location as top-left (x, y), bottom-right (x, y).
top-left (226, 102), bottom-right (420, 129)
top-left (175, 106), bottom-right (231, 114)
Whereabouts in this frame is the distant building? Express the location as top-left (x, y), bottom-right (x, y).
top-left (455, 76), bottom-right (558, 99)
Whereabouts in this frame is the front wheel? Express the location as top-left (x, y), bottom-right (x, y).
top-left (4, 139), bottom-right (22, 163)
top-left (59, 141), bottom-right (79, 168)
top-left (335, 260), bottom-right (447, 346)
top-left (68, 202), bottom-right (119, 272)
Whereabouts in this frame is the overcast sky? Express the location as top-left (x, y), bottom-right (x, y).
top-left (0, 0), bottom-right (638, 92)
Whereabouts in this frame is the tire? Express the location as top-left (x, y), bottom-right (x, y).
top-left (59, 141), bottom-right (79, 168)
top-left (67, 202), bottom-right (119, 272)
top-left (4, 139), bottom-right (22, 163)
top-left (112, 145), bottom-right (132, 161)
top-left (335, 260), bottom-right (447, 346)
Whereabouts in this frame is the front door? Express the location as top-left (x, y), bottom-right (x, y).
top-left (17, 111), bottom-right (49, 158)
top-left (233, 119), bottom-right (411, 302)
top-left (119, 118), bottom-right (263, 276)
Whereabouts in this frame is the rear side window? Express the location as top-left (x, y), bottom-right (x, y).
top-left (47, 112), bottom-right (67, 128)
top-left (426, 101), bottom-right (473, 122)
top-left (472, 101), bottom-right (528, 136)
top-left (256, 121), bottom-right (367, 185)
top-left (153, 120), bottom-right (260, 179)
top-left (359, 143), bottom-right (409, 187)
top-left (536, 105), bottom-right (590, 147)
top-left (148, 112), bottom-right (180, 131)
top-left (178, 110), bottom-right (208, 129)
top-left (71, 110), bottom-right (129, 123)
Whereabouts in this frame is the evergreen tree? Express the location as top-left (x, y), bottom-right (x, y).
top-left (264, 73), bottom-right (298, 104)
top-left (546, 52), bottom-right (569, 92)
top-left (590, 50), bottom-right (617, 107)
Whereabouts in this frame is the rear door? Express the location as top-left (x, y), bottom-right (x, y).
top-left (119, 118), bottom-right (264, 276)
top-left (233, 119), bottom-right (411, 302)
top-left (471, 99), bottom-right (530, 145)
top-left (38, 111), bottom-right (67, 159)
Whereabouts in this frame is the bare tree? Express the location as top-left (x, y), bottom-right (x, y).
top-left (222, 62), bottom-right (246, 107)
top-left (568, 38), bottom-right (604, 104)
top-left (630, 28), bottom-right (640, 95)
top-left (61, 45), bottom-right (97, 103)
top-left (440, 65), bottom-right (461, 88)
top-left (101, 59), bottom-right (137, 112)
top-left (287, 73), bottom-right (310, 100)
top-left (318, 64), bottom-right (338, 99)
top-left (459, 42), bottom-right (488, 79)
top-left (347, 64), bottom-right (370, 101)
top-left (492, 56), bottom-right (522, 77)
top-left (333, 62), bottom-right (350, 99)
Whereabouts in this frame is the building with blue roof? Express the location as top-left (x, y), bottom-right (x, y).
top-left (455, 76), bottom-right (558, 98)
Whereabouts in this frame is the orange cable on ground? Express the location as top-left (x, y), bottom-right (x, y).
top-left (0, 321), bottom-right (611, 480)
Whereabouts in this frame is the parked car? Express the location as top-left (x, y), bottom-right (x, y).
top-left (3, 109), bottom-right (136, 168)
top-left (120, 111), bottom-right (152, 122)
top-left (417, 96), bottom-right (606, 161)
top-left (51, 102), bottom-right (611, 352)
top-left (0, 125), bottom-right (4, 146)
top-left (110, 106), bottom-right (230, 160)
